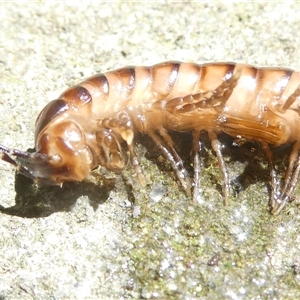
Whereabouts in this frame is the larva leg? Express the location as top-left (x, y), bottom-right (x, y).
top-left (276, 84), bottom-right (300, 113)
top-left (271, 142), bottom-right (300, 214)
top-left (270, 86), bottom-right (300, 213)
top-left (152, 65), bottom-right (242, 115)
top-left (261, 142), bottom-right (278, 209)
top-left (127, 142), bottom-right (146, 187)
top-left (281, 142), bottom-right (300, 195)
top-left (182, 64), bottom-right (243, 113)
top-left (103, 111), bottom-right (146, 187)
top-left (208, 131), bottom-right (230, 204)
top-left (96, 130), bottom-right (128, 171)
top-left (198, 65), bottom-right (242, 111)
top-left (158, 127), bottom-right (191, 190)
top-left (147, 129), bottom-right (192, 196)
top-left (192, 130), bottom-right (201, 202)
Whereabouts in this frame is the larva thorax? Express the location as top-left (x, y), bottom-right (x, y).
top-left (2, 61), bottom-right (300, 214)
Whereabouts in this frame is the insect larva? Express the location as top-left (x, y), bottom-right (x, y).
top-left (1, 61), bottom-right (300, 214)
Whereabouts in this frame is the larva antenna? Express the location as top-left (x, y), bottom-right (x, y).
top-left (0, 145), bottom-right (18, 167)
top-left (0, 144), bottom-right (54, 184)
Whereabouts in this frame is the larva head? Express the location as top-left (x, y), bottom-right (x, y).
top-left (0, 119), bottom-right (94, 185)
top-left (33, 119), bottom-right (94, 184)
top-left (34, 98), bottom-right (129, 176)
top-left (18, 88), bottom-right (94, 184)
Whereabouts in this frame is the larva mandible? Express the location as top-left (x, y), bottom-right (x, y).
top-left (1, 61), bottom-right (300, 215)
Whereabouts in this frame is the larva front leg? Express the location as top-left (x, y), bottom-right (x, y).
top-left (94, 129), bottom-right (128, 172)
top-left (100, 111), bottom-right (146, 187)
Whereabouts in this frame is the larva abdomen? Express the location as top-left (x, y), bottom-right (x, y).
top-left (1, 61), bottom-right (300, 214)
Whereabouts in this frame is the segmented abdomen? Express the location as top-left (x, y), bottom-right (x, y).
top-left (35, 61), bottom-right (300, 149)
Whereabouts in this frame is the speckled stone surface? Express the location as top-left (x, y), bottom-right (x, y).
top-left (1, 2), bottom-right (300, 299)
